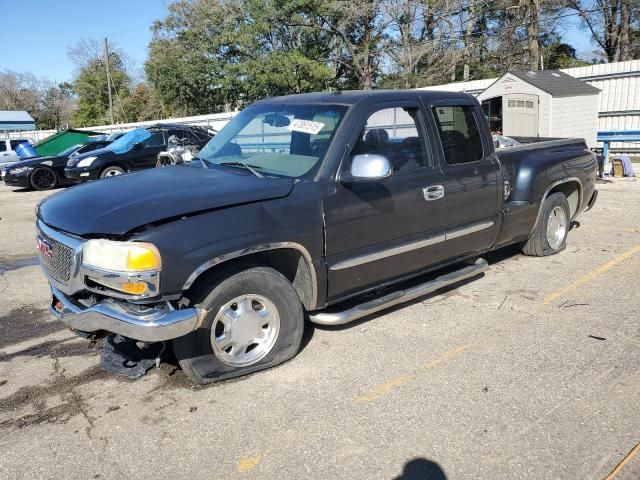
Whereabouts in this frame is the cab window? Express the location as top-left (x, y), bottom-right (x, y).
top-left (352, 106), bottom-right (431, 173)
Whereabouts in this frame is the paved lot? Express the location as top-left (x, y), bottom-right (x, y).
top-left (0, 179), bottom-right (639, 480)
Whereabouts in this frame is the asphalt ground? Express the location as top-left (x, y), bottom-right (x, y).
top-left (0, 178), bottom-right (639, 480)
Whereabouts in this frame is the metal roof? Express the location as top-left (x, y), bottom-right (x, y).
top-left (502, 70), bottom-right (601, 97)
top-left (0, 110), bottom-right (36, 130)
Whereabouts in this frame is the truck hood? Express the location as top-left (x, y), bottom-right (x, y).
top-left (38, 166), bottom-right (295, 236)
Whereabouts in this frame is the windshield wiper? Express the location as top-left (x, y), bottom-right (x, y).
top-left (219, 161), bottom-right (264, 178)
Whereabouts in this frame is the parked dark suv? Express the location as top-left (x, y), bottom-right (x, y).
top-left (65, 124), bottom-right (214, 181)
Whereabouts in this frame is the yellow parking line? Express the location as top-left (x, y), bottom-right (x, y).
top-left (354, 340), bottom-right (482, 403)
top-left (541, 243), bottom-right (640, 306)
top-left (237, 453), bottom-right (262, 473)
top-left (603, 442), bottom-right (640, 480)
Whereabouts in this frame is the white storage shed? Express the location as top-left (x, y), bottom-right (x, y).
top-left (476, 70), bottom-right (601, 147)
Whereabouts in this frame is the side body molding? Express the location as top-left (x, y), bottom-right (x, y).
top-left (182, 242), bottom-right (318, 310)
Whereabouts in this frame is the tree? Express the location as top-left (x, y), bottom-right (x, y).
top-left (0, 70), bottom-right (76, 129)
top-left (68, 39), bottom-right (132, 126)
top-left (122, 82), bottom-right (166, 121)
top-left (146, 0), bottom-right (334, 114)
top-left (542, 40), bottom-right (591, 68)
top-left (40, 82), bottom-right (76, 129)
top-left (569, 0), bottom-right (634, 62)
top-left (381, 0), bottom-right (463, 88)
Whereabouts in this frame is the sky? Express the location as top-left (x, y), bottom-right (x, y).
top-left (0, 0), bottom-right (169, 83)
top-left (0, 0), bottom-right (597, 84)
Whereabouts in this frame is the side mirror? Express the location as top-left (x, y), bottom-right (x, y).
top-left (342, 154), bottom-right (392, 183)
top-left (133, 142), bottom-right (143, 151)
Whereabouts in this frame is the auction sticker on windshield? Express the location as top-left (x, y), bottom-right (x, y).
top-left (287, 119), bottom-right (325, 135)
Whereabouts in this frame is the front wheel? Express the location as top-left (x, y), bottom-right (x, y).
top-left (29, 167), bottom-right (58, 190)
top-left (522, 192), bottom-right (570, 256)
top-left (100, 166), bottom-right (125, 178)
top-left (173, 266), bottom-right (304, 384)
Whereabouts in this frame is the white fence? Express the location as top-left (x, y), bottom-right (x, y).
top-left (5, 111), bottom-right (239, 142)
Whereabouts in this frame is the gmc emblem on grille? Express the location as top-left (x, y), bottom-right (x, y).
top-left (36, 237), bottom-right (52, 259)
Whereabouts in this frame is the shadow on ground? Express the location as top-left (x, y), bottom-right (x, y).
top-left (393, 458), bottom-right (447, 480)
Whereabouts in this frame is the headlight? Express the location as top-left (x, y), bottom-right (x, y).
top-left (76, 156), bottom-right (97, 167)
top-left (9, 166), bottom-right (33, 175)
top-left (82, 240), bottom-right (161, 272)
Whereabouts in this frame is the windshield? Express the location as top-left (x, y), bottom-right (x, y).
top-left (198, 104), bottom-right (348, 178)
top-left (105, 128), bottom-right (151, 154)
top-left (59, 144), bottom-right (83, 157)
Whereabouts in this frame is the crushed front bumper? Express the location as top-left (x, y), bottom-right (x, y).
top-left (50, 286), bottom-right (203, 342)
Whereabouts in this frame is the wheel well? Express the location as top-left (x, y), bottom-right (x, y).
top-left (100, 163), bottom-right (126, 175)
top-left (184, 248), bottom-right (315, 311)
top-left (548, 181), bottom-right (580, 218)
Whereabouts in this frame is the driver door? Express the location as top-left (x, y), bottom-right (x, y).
top-left (323, 100), bottom-right (447, 301)
top-left (131, 131), bottom-right (166, 170)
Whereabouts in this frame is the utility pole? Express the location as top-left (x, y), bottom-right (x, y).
top-left (527, 0), bottom-right (539, 70)
top-left (104, 37), bottom-right (114, 125)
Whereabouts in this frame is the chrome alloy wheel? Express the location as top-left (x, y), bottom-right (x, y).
top-left (211, 295), bottom-right (280, 367)
top-left (546, 205), bottom-right (567, 250)
top-left (104, 169), bottom-right (123, 177)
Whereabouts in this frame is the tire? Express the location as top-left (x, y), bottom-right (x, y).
top-left (100, 166), bottom-right (125, 178)
top-left (173, 266), bottom-right (304, 384)
top-left (29, 167), bottom-right (58, 191)
top-left (522, 192), bottom-right (570, 257)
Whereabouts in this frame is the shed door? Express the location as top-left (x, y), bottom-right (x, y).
top-left (502, 94), bottom-right (538, 137)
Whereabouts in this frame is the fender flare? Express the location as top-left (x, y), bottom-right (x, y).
top-left (182, 242), bottom-right (318, 310)
top-left (531, 177), bottom-right (583, 233)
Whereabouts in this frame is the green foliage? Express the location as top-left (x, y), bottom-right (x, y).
top-left (543, 42), bottom-right (591, 69)
top-left (73, 52), bottom-right (131, 126)
top-left (145, 0), bottom-right (334, 114)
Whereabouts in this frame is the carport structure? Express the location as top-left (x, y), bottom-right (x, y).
top-left (477, 70), bottom-right (601, 147)
top-left (0, 110), bottom-right (35, 133)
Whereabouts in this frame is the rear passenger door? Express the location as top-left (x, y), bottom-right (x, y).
top-left (429, 101), bottom-right (501, 259)
top-left (324, 100), bottom-right (448, 300)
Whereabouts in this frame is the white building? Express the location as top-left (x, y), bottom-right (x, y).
top-left (421, 59), bottom-right (640, 152)
top-left (476, 70), bottom-right (600, 147)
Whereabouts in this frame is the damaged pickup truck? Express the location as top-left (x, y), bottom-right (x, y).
top-left (36, 90), bottom-right (598, 384)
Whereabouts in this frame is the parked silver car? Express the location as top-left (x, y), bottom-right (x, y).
top-left (0, 138), bottom-right (34, 169)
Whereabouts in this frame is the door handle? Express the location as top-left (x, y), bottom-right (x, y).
top-left (423, 185), bottom-right (445, 201)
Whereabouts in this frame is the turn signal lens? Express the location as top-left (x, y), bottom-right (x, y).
top-left (127, 247), bottom-right (161, 271)
top-left (120, 282), bottom-right (147, 295)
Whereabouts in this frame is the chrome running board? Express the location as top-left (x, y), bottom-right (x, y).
top-left (309, 258), bottom-right (488, 326)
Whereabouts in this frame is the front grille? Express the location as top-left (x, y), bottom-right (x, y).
top-left (39, 238), bottom-right (75, 283)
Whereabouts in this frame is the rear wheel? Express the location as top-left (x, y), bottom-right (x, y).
top-left (100, 166), bottom-right (125, 178)
top-left (522, 192), bottom-right (570, 256)
top-left (173, 266), bottom-right (304, 384)
top-left (29, 167), bottom-right (58, 190)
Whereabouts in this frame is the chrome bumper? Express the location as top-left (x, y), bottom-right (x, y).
top-left (50, 286), bottom-right (204, 342)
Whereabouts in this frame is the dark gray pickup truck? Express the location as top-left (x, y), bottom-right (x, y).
top-left (36, 90), bottom-right (597, 384)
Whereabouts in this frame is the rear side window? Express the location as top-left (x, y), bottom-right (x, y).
top-left (0, 141), bottom-right (6, 152)
top-left (432, 105), bottom-right (484, 164)
top-left (10, 140), bottom-right (26, 150)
